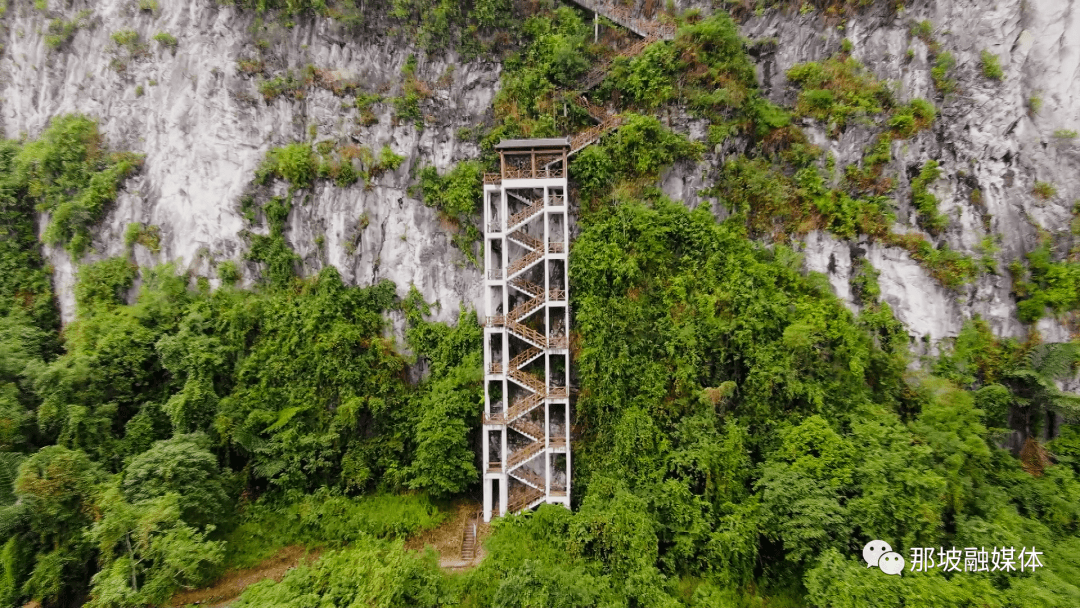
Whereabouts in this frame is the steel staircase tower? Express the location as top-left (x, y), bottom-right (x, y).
top-left (482, 139), bottom-right (572, 522)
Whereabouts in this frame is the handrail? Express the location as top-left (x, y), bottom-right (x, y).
top-left (510, 277), bottom-right (543, 297)
top-left (487, 268), bottom-right (503, 280)
top-left (568, 0), bottom-right (676, 40)
top-left (508, 201), bottom-right (544, 230)
top-left (508, 229), bottom-right (542, 250)
top-left (508, 294), bottom-right (543, 321)
top-left (486, 314), bottom-right (505, 327)
top-left (507, 321), bottom-right (547, 348)
top-left (510, 417), bottom-right (545, 441)
top-left (548, 242), bottom-right (565, 254)
top-left (507, 248), bottom-right (544, 277)
top-left (569, 114), bottom-right (624, 157)
top-left (509, 346), bottom-right (543, 371)
top-left (548, 386), bottom-right (569, 398)
top-left (506, 391), bottom-right (545, 421)
top-left (509, 368), bottom-right (546, 393)
top-left (484, 173), bottom-right (501, 184)
top-left (549, 288), bottom-right (566, 301)
top-left (580, 35), bottom-right (658, 90)
top-left (510, 466), bottom-right (545, 489)
top-left (489, 361), bottom-right (503, 374)
top-left (508, 439), bottom-right (544, 469)
top-left (507, 485), bottom-right (544, 513)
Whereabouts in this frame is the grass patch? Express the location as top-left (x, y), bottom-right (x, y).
top-left (1032, 181), bottom-right (1057, 200)
top-left (931, 51), bottom-right (957, 95)
top-left (910, 160), bottom-right (947, 234)
top-left (980, 50), bottom-right (1003, 80)
top-left (785, 53), bottom-right (893, 136)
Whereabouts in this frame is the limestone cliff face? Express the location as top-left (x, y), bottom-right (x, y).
top-left (2, 0), bottom-right (1078, 346)
top-left (665, 0), bottom-right (1080, 347)
top-left (0, 0), bottom-right (496, 324)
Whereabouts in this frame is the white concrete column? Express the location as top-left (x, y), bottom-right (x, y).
top-left (483, 478), bottom-right (492, 522)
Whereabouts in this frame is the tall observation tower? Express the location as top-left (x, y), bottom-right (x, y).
top-left (481, 139), bottom-right (572, 522)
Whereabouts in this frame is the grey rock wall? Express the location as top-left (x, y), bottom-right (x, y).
top-left (2, 0), bottom-right (1079, 347)
top-left (0, 0), bottom-right (495, 324)
top-left (661, 0), bottom-right (1080, 346)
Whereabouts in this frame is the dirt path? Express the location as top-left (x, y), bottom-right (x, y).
top-left (405, 499), bottom-right (488, 570)
top-left (166, 499), bottom-right (486, 606)
top-left (167, 545), bottom-right (320, 608)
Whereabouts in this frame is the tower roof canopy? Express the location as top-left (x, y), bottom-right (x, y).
top-left (494, 138), bottom-right (570, 150)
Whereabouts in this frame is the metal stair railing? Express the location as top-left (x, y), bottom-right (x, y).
top-left (569, 114), bottom-right (625, 157)
top-left (509, 466), bottom-right (546, 490)
top-left (509, 277), bottom-right (544, 297)
top-left (507, 439), bottom-right (545, 470)
top-left (508, 229), bottom-right (542, 250)
top-left (508, 294), bottom-right (543, 322)
top-left (509, 346), bottom-right (543, 371)
top-left (580, 35), bottom-right (658, 91)
top-left (508, 200), bottom-right (545, 231)
top-left (568, 0), bottom-right (676, 40)
top-left (509, 367), bottom-right (546, 393)
top-left (507, 484), bottom-right (544, 513)
top-left (507, 248), bottom-right (545, 278)
top-left (506, 391), bottom-right (546, 422)
top-left (507, 321), bottom-right (547, 349)
top-left (510, 418), bottom-right (545, 442)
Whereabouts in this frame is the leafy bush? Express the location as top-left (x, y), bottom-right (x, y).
top-left (44, 10), bottom-right (91, 50)
top-left (787, 54), bottom-right (893, 136)
top-left (73, 257), bottom-right (138, 315)
top-left (419, 160), bottom-right (482, 221)
top-left (605, 114), bottom-right (704, 178)
top-left (17, 115), bottom-right (142, 258)
top-left (152, 31), bottom-right (177, 50)
top-left (233, 538), bottom-right (444, 608)
top-left (257, 143), bottom-right (316, 188)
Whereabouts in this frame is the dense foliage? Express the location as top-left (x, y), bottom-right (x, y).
top-left (3, 3), bottom-right (1080, 608)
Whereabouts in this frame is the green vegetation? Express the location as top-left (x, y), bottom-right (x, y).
top-left (44, 10), bottom-right (91, 51)
top-left (980, 49), bottom-right (1004, 80)
top-left (0, 226), bottom-right (483, 605)
top-left (1029, 94), bottom-right (1043, 116)
top-left (910, 159), bottom-right (947, 234)
top-left (7, 115), bottom-right (142, 259)
top-left (2, 7), bottom-right (1079, 608)
top-left (354, 93), bottom-right (383, 126)
top-left (392, 55), bottom-right (431, 128)
top-left (1053, 129), bottom-right (1078, 139)
top-left (419, 161), bottom-right (483, 262)
top-left (256, 143), bottom-right (315, 189)
top-left (137, 0), bottom-right (158, 11)
top-left (123, 223), bottom-right (161, 253)
top-left (786, 53), bottom-right (893, 136)
top-left (1032, 180), bottom-right (1057, 200)
top-left (931, 51), bottom-right (957, 94)
top-left (152, 31), bottom-right (177, 50)
top-left (1010, 241), bottom-right (1080, 323)
top-left (110, 29), bottom-right (140, 52)
top-left (256, 140), bottom-right (404, 192)
top-left (254, 65), bottom-right (361, 102)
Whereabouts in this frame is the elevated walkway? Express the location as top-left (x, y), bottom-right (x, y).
top-left (568, 0), bottom-right (676, 40)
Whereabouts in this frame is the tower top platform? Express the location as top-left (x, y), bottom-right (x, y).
top-left (494, 138), bottom-right (570, 150)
